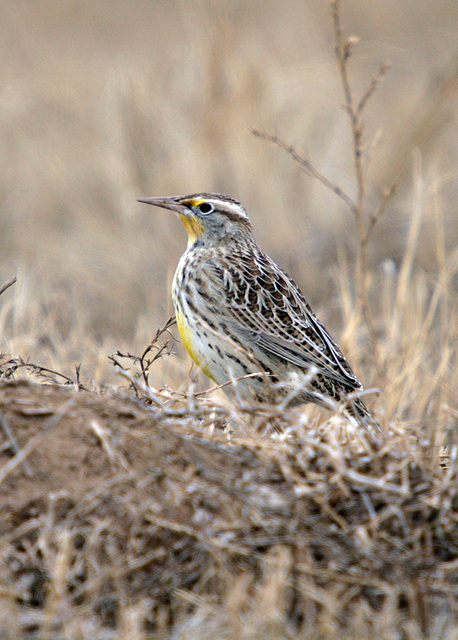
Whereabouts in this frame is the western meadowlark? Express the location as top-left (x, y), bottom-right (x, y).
top-left (139, 193), bottom-right (377, 427)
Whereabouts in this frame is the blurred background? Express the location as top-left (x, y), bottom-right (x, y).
top-left (0, 0), bottom-right (456, 390)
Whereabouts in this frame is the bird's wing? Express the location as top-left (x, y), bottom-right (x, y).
top-left (257, 330), bottom-right (359, 387)
top-left (230, 309), bottom-right (361, 389)
top-left (203, 256), bottom-right (362, 390)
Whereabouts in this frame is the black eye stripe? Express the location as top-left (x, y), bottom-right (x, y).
top-left (198, 202), bottom-right (213, 214)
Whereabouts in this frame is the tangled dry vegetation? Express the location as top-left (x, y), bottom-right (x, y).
top-left (0, 375), bottom-right (456, 640)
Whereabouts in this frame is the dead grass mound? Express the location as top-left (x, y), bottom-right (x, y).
top-left (0, 379), bottom-right (456, 639)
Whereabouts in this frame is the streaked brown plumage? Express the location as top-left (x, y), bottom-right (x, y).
top-left (139, 193), bottom-right (377, 427)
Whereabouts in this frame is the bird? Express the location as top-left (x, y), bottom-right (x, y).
top-left (138, 193), bottom-right (377, 428)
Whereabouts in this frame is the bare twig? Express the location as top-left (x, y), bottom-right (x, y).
top-left (1, 357), bottom-right (76, 385)
top-left (332, 1), bottom-right (366, 293)
top-left (139, 316), bottom-right (176, 385)
top-left (357, 63), bottom-right (390, 117)
top-left (111, 316), bottom-right (177, 390)
top-left (0, 356), bottom-right (81, 387)
top-left (0, 276), bottom-right (16, 297)
top-left (250, 128), bottom-right (356, 213)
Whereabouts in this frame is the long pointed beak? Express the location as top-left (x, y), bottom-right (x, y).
top-left (137, 196), bottom-right (191, 216)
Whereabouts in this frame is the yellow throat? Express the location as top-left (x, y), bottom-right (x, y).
top-left (178, 213), bottom-right (204, 247)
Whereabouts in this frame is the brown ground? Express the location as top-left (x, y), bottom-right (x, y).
top-left (0, 381), bottom-right (150, 509)
top-left (0, 379), bottom-right (456, 639)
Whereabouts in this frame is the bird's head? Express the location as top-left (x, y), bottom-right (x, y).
top-left (138, 193), bottom-right (253, 247)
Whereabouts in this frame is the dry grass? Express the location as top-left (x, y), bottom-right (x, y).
top-left (0, 380), bottom-right (456, 640)
top-left (0, 0), bottom-right (457, 638)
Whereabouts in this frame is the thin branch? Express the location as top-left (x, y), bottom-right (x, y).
top-left (1, 357), bottom-right (76, 385)
top-left (110, 316), bottom-right (177, 395)
top-left (332, 1), bottom-right (365, 220)
top-left (0, 276), bottom-right (17, 297)
top-left (357, 63), bottom-right (390, 116)
top-left (250, 128), bottom-right (356, 213)
top-left (139, 316), bottom-right (177, 386)
top-left (363, 181), bottom-right (399, 246)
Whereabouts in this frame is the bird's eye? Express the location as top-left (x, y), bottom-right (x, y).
top-left (198, 202), bottom-right (213, 214)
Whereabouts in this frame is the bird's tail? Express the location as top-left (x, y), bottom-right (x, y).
top-left (346, 396), bottom-right (381, 431)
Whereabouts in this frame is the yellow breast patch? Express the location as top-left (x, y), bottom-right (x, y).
top-left (175, 310), bottom-right (215, 380)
